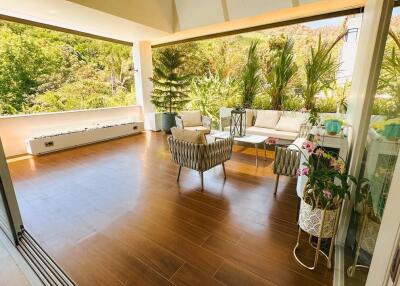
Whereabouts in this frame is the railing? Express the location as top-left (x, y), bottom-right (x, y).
top-left (0, 106), bottom-right (143, 157)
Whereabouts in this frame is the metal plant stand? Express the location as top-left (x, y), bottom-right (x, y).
top-left (293, 203), bottom-right (342, 270)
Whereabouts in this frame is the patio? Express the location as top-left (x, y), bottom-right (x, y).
top-left (8, 132), bottom-right (333, 286)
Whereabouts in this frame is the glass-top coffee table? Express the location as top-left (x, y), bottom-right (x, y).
top-left (212, 131), bottom-right (268, 167)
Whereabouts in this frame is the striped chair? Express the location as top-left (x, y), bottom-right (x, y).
top-left (167, 136), bottom-right (233, 190)
top-left (273, 145), bottom-right (300, 195)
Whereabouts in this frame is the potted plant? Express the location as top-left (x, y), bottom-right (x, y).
top-left (150, 48), bottom-right (191, 133)
top-left (293, 136), bottom-right (358, 269)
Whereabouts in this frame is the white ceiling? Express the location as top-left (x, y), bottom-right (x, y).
top-left (0, 0), bottom-right (365, 45)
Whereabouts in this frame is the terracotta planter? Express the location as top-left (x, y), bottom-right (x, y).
top-left (299, 199), bottom-right (340, 239)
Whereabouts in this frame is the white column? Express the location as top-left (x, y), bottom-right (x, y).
top-left (133, 41), bottom-right (156, 130)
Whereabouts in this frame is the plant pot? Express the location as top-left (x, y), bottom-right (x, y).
top-left (383, 123), bottom-right (400, 141)
top-left (325, 119), bottom-right (342, 135)
top-left (161, 112), bottom-right (177, 134)
top-left (299, 199), bottom-right (340, 238)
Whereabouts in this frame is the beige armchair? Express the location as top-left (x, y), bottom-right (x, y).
top-left (168, 134), bottom-right (233, 190)
top-left (175, 110), bottom-right (212, 134)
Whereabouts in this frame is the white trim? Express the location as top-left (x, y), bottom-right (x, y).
top-left (334, 245), bottom-right (345, 286)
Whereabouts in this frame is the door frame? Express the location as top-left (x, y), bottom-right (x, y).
top-left (0, 137), bottom-right (23, 244)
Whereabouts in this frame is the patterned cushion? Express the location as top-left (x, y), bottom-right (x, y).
top-left (254, 110), bottom-right (281, 129)
top-left (171, 127), bottom-right (206, 144)
top-left (180, 111), bottom-right (202, 127)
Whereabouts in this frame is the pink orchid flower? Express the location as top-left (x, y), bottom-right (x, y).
top-left (323, 190), bottom-right (332, 199)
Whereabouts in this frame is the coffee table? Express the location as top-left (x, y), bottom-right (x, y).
top-left (212, 131), bottom-right (268, 167)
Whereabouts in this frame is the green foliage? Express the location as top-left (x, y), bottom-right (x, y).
top-left (241, 41), bottom-right (262, 108)
top-left (266, 38), bottom-right (297, 110)
top-left (150, 48), bottom-right (191, 113)
top-left (303, 35), bottom-right (341, 110)
top-left (0, 20), bottom-right (135, 115)
top-left (187, 74), bottom-right (239, 127)
top-left (377, 30), bottom-right (400, 118)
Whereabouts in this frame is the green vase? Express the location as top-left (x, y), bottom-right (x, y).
top-left (383, 123), bottom-right (400, 140)
top-left (325, 119), bottom-right (342, 135)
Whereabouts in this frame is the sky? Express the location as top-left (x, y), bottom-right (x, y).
top-left (303, 6), bottom-right (400, 30)
top-left (303, 16), bottom-right (346, 29)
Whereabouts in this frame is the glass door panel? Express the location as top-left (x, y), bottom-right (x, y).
top-left (344, 6), bottom-right (400, 285)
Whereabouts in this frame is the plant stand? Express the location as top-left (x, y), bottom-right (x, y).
top-left (347, 209), bottom-right (380, 277)
top-left (293, 200), bottom-right (342, 270)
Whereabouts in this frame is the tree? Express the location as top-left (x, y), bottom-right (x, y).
top-left (303, 33), bottom-right (346, 110)
top-left (241, 41), bottom-right (262, 108)
top-left (377, 29), bottom-right (400, 118)
top-left (266, 38), bottom-right (297, 110)
top-left (150, 48), bottom-right (191, 113)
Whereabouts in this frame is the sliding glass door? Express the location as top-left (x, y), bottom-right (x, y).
top-left (344, 4), bottom-right (400, 285)
top-left (0, 137), bottom-right (23, 244)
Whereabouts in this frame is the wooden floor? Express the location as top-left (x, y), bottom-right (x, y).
top-left (8, 132), bottom-right (333, 286)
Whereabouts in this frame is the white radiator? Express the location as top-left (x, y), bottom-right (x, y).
top-left (25, 122), bottom-right (144, 155)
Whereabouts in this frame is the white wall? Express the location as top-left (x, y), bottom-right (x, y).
top-left (0, 106), bottom-right (143, 157)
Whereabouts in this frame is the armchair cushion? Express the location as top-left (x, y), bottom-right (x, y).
top-left (180, 111), bottom-right (202, 127)
top-left (184, 126), bottom-right (210, 135)
top-left (245, 109), bottom-right (254, 126)
top-left (171, 127), bottom-right (206, 144)
top-left (254, 110), bottom-right (281, 129)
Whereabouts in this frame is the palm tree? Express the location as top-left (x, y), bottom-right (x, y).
top-left (377, 29), bottom-right (400, 118)
top-left (266, 38), bottom-right (297, 110)
top-left (241, 41), bottom-right (262, 108)
top-left (303, 33), bottom-right (346, 110)
top-left (150, 48), bottom-right (191, 132)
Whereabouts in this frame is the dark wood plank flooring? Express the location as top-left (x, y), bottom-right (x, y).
top-left (8, 132), bottom-right (333, 286)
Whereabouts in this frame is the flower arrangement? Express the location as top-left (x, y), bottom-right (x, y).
top-left (296, 136), bottom-right (356, 210)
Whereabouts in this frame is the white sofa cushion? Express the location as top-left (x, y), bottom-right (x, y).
top-left (246, 127), bottom-right (298, 141)
top-left (254, 110), bottom-right (281, 129)
top-left (275, 116), bottom-right (305, 133)
top-left (181, 111), bottom-right (202, 127)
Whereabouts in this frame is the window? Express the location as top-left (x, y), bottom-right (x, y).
top-left (0, 20), bottom-right (135, 116)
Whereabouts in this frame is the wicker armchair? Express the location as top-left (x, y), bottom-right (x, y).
top-left (272, 145), bottom-right (300, 195)
top-left (167, 136), bottom-right (233, 190)
top-left (175, 111), bottom-right (212, 134)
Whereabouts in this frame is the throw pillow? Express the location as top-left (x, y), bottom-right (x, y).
top-left (171, 127), bottom-right (206, 144)
top-left (275, 116), bottom-right (305, 133)
top-left (254, 110), bottom-right (281, 129)
top-left (180, 111), bottom-right (202, 127)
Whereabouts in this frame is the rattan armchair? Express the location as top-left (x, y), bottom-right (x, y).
top-left (175, 111), bottom-right (212, 134)
top-left (167, 136), bottom-right (233, 190)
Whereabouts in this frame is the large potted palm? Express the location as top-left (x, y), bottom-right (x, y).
top-left (266, 38), bottom-right (297, 110)
top-left (150, 48), bottom-right (191, 133)
top-left (241, 41), bottom-right (262, 108)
